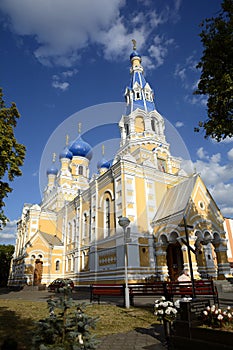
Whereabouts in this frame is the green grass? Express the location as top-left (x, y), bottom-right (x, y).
top-left (0, 299), bottom-right (158, 349)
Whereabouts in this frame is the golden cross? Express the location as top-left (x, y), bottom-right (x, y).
top-left (78, 122), bottom-right (82, 134)
top-left (132, 39), bottom-right (136, 50)
top-left (52, 153), bottom-right (56, 163)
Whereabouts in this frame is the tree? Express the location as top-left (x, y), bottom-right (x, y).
top-left (0, 244), bottom-right (15, 286)
top-left (194, 0), bottom-right (233, 141)
top-left (0, 88), bottom-right (26, 227)
top-left (32, 287), bottom-right (99, 349)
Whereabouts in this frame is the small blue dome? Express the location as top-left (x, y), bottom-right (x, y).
top-left (59, 146), bottom-right (73, 160)
top-left (69, 136), bottom-right (93, 160)
top-left (97, 158), bottom-right (112, 170)
top-left (130, 50), bottom-right (141, 61)
top-left (47, 165), bottom-right (58, 176)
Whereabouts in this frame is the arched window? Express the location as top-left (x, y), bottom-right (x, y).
top-left (55, 260), bottom-right (60, 271)
top-left (135, 91), bottom-right (141, 100)
top-left (135, 116), bottom-right (145, 133)
top-left (72, 219), bottom-right (76, 242)
top-left (125, 124), bottom-right (129, 136)
top-left (83, 213), bottom-right (88, 238)
top-left (105, 198), bottom-right (111, 237)
top-left (68, 222), bottom-right (72, 243)
top-left (79, 166), bottom-right (83, 175)
top-left (151, 119), bottom-right (156, 132)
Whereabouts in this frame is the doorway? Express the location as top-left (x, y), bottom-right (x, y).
top-left (166, 243), bottom-right (183, 281)
top-left (33, 259), bottom-right (43, 285)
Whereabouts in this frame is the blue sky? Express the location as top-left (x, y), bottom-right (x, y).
top-left (0, 0), bottom-right (232, 245)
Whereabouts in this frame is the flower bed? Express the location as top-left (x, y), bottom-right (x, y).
top-left (202, 304), bottom-right (233, 329)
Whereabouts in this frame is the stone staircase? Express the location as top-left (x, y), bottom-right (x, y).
top-left (214, 280), bottom-right (233, 293)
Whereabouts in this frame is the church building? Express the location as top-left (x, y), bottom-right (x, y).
top-left (8, 44), bottom-right (230, 287)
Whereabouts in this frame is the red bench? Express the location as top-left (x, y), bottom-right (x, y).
top-left (166, 280), bottom-right (219, 305)
top-left (90, 280), bottom-right (219, 306)
top-left (90, 284), bottom-right (125, 304)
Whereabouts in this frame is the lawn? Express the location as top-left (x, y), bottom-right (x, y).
top-left (0, 298), bottom-right (158, 349)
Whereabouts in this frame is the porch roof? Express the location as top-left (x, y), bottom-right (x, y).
top-left (40, 231), bottom-right (63, 246)
top-left (152, 175), bottom-right (197, 226)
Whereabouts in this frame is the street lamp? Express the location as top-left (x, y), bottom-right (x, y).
top-left (118, 216), bottom-right (130, 308)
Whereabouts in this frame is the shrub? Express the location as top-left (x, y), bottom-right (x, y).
top-left (32, 287), bottom-right (99, 349)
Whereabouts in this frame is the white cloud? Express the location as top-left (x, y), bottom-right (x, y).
top-left (148, 35), bottom-right (174, 68)
top-left (220, 136), bottom-right (233, 144)
top-left (51, 70), bottom-right (78, 91)
top-left (196, 147), bottom-right (209, 160)
top-left (52, 80), bottom-right (69, 91)
top-left (0, 0), bottom-right (178, 68)
top-left (0, 220), bottom-right (17, 244)
top-left (175, 121), bottom-right (184, 128)
top-left (174, 65), bottom-right (187, 83)
top-left (228, 148), bottom-right (233, 161)
top-left (182, 148), bottom-right (233, 218)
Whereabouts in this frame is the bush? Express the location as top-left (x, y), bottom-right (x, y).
top-left (32, 287), bottom-right (99, 349)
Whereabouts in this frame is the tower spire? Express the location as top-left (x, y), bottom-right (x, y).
top-left (125, 40), bottom-right (155, 114)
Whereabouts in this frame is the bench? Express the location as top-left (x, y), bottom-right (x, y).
top-left (90, 280), bottom-right (219, 306)
top-left (90, 284), bottom-right (125, 304)
top-left (128, 282), bottom-right (168, 306)
top-left (166, 280), bottom-right (219, 305)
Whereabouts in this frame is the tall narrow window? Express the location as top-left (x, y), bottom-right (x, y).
top-left (72, 219), bottom-right (76, 242)
top-left (151, 119), bottom-right (156, 132)
top-left (79, 166), bottom-right (83, 175)
top-left (105, 198), bottom-right (110, 237)
top-left (83, 213), bottom-right (88, 238)
top-left (55, 260), bottom-right (60, 271)
top-left (125, 124), bottom-right (129, 136)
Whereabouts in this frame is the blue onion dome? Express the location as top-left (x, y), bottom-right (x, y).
top-left (46, 165), bottom-right (58, 176)
top-left (97, 158), bottom-right (112, 170)
top-left (59, 146), bottom-right (73, 160)
top-left (130, 50), bottom-right (141, 61)
top-left (69, 135), bottom-right (93, 160)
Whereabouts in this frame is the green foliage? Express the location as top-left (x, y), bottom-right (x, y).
top-left (32, 287), bottom-right (99, 350)
top-left (194, 0), bottom-right (233, 141)
top-left (0, 244), bottom-right (15, 286)
top-left (0, 88), bottom-right (26, 227)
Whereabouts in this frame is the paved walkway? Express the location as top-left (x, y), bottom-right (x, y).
top-left (0, 287), bottom-right (233, 350)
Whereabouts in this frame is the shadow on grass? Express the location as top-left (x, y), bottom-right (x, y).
top-left (0, 307), bottom-right (36, 349)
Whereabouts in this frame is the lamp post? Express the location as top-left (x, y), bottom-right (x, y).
top-left (118, 216), bottom-right (130, 308)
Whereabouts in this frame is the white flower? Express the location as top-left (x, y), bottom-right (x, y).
top-left (217, 314), bottom-right (223, 320)
top-left (161, 296), bottom-right (166, 301)
top-left (203, 311), bottom-right (208, 316)
top-left (158, 310), bottom-right (164, 314)
top-left (211, 305), bottom-right (216, 312)
top-left (227, 313), bottom-right (232, 318)
top-left (174, 300), bottom-right (180, 308)
top-left (206, 306), bottom-right (210, 311)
